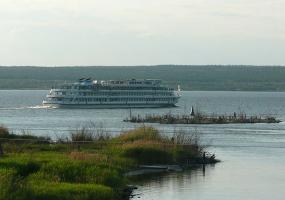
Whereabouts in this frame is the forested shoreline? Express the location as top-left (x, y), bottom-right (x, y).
top-left (1, 65), bottom-right (285, 91)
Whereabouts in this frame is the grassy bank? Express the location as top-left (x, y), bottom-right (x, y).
top-left (0, 125), bottom-right (217, 200)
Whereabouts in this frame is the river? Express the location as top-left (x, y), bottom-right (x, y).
top-left (0, 90), bottom-right (284, 199)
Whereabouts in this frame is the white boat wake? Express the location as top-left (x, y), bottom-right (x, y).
top-left (27, 105), bottom-right (53, 109)
top-left (0, 105), bottom-right (54, 110)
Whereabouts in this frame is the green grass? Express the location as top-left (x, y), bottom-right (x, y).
top-left (25, 180), bottom-right (114, 200)
top-left (0, 153), bottom-right (123, 200)
top-left (0, 169), bottom-right (114, 200)
top-left (0, 125), bottom-right (213, 200)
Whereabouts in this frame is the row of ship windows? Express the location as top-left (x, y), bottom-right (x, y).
top-left (77, 92), bottom-right (173, 96)
top-left (59, 86), bottom-right (171, 90)
top-left (55, 92), bottom-right (173, 96)
top-left (72, 98), bottom-right (175, 102)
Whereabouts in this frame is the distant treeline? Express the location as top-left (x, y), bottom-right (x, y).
top-left (1, 65), bottom-right (285, 91)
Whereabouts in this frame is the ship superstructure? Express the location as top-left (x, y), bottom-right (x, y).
top-left (43, 78), bottom-right (180, 108)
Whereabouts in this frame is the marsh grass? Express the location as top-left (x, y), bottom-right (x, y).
top-left (0, 125), bottom-right (214, 200)
top-left (115, 126), bottom-right (164, 142)
top-left (109, 126), bottom-right (205, 165)
top-left (70, 122), bottom-right (111, 142)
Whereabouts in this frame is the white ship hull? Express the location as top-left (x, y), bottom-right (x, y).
top-left (43, 102), bottom-right (177, 109)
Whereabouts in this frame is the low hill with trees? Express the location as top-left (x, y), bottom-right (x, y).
top-left (1, 65), bottom-right (285, 91)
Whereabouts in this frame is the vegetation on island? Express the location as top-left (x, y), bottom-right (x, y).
top-left (0, 124), bottom-right (217, 200)
top-left (124, 110), bottom-right (281, 124)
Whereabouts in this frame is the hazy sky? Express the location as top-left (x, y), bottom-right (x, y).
top-left (0, 0), bottom-right (284, 66)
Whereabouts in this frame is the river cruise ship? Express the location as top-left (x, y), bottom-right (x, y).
top-left (43, 78), bottom-right (181, 108)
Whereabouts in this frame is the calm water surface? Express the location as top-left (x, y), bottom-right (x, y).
top-left (0, 90), bottom-right (285, 200)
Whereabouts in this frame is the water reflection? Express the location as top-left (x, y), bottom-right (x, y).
top-left (130, 145), bottom-right (285, 200)
top-left (131, 164), bottom-right (217, 200)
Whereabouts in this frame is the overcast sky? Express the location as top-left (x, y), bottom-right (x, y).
top-left (0, 0), bottom-right (284, 66)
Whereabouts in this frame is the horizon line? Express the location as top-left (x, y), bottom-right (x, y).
top-left (1, 64), bottom-right (285, 68)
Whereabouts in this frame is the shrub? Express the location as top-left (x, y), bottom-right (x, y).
top-left (70, 127), bottom-right (94, 141)
top-left (174, 147), bottom-right (197, 163)
top-left (0, 126), bottom-right (9, 138)
top-left (123, 146), bottom-right (173, 164)
top-left (0, 126), bottom-right (50, 143)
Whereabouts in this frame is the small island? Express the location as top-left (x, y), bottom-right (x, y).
top-left (0, 125), bottom-right (218, 200)
top-left (124, 109), bottom-right (281, 124)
